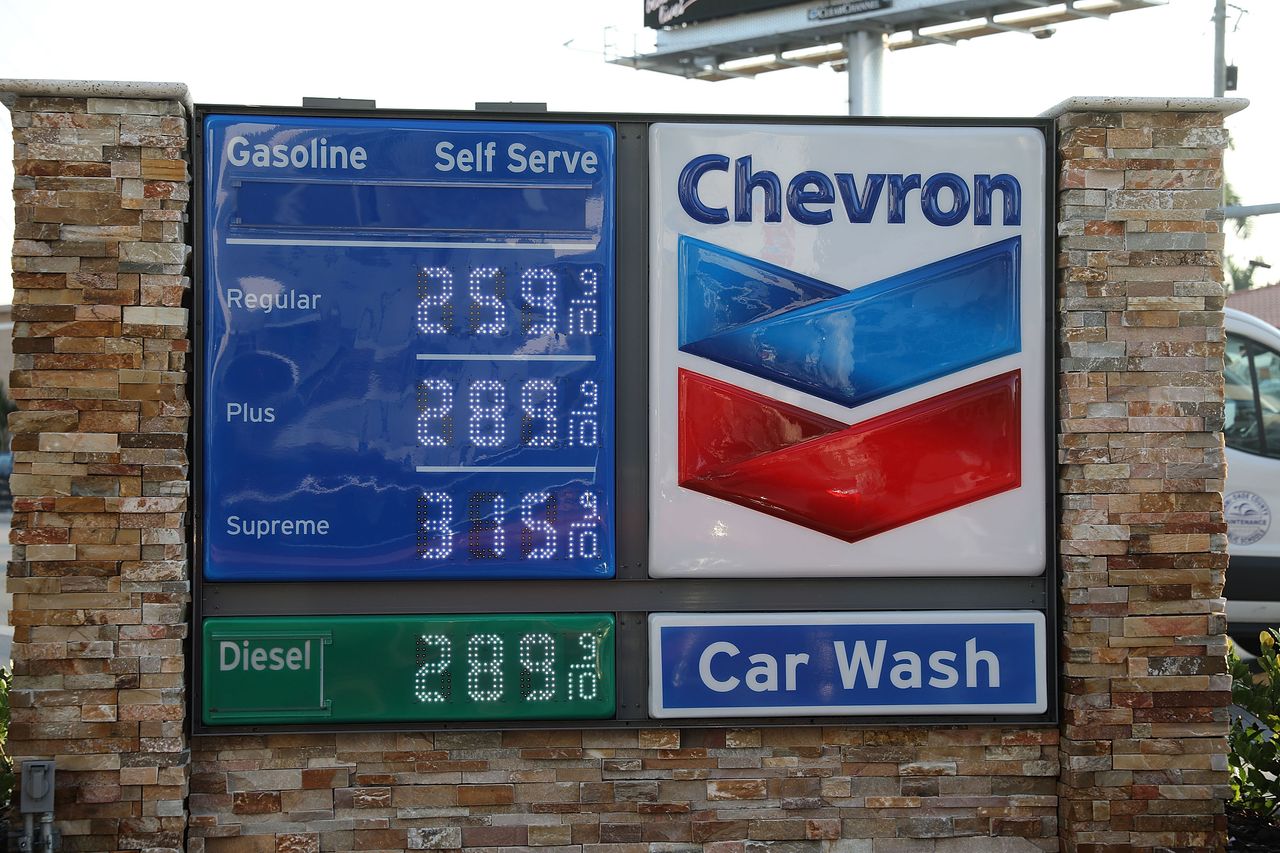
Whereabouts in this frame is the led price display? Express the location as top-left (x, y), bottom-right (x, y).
top-left (202, 614), bottom-right (616, 724)
top-left (202, 116), bottom-right (616, 580)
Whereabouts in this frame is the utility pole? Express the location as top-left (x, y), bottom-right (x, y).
top-left (1213, 0), bottom-right (1226, 97)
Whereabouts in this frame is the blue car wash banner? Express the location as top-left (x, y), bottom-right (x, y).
top-left (202, 115), bottom-right (616, 581)
top-left (649, 611), bottom-right (1047, 717)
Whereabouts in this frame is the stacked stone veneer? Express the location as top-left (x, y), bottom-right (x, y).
top-left (3, 85), bottom-right (191, 852)
top-left (1, 86), bottom-right (1242, 852)
top-left (1053, 100), bottom-right (1239, 852)
top-left (187, 727), bottom-right (1059, 853)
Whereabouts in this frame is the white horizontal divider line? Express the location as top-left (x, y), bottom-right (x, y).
top-left (416, 353), bottom-right (596, 362)
top-left (237, 177), bottom-right (594, 190)
top-left (416, 465), bottom-right (597, 474)
top-left (226, 237), bottom-right (597, 250)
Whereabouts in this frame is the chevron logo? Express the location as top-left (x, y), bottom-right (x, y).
top-left (677, 237), bottom-right (1023, 542)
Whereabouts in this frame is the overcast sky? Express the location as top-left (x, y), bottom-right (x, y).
top-left (1, 0), bottom-right (1277, 304)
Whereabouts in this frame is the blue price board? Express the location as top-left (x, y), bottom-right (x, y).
top-left (201, 115), bottom-right (615, 580)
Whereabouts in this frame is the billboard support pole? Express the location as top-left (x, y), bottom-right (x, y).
top-left (844, 30), bottom-right (884, 116)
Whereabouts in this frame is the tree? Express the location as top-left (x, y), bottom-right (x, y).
top-left (1224, 179), bottom-right (1267, 292)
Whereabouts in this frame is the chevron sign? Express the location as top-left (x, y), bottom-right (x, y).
top-left (650, 123), bottom-right (1047, 577)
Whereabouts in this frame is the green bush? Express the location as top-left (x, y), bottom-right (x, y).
top-left (1229, 631), bottom-right (1280, 817)
top-left (0, 666), bottom-right (10, 808)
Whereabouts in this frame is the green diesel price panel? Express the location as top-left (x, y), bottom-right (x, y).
top-left (202, 614), bottom-right (615, 725)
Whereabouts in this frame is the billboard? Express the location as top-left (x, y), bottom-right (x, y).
top-left (645, 0), bottom-right (810, 28)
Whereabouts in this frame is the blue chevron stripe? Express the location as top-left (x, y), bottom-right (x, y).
top-left (678, 236), bottom-right (1022, 408)
top-left (678, 236), bottom-right (845, 347)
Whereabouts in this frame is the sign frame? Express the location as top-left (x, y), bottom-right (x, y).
top-left (191, 105), bottom-right (1058, 734)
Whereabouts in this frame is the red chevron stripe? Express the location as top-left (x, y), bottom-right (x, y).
top-left (678, 369), bottom-right (1022, 543)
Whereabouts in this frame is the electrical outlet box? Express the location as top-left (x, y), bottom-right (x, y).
top-left (20, 760), bottom-right (55, 813)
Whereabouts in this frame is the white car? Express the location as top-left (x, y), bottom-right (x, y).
top-left (1224, 306), bottom-right (1280, 652)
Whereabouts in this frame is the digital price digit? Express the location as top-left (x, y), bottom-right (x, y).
top-left (569, 381), bottom-right (599, 448)
top-left (468, 492), bottom-right (505, 559)
top-left (519, 492), bottom-right (556, 560)
top-left (412, 630), bottom-right (604, 706)
top-left (520, 268), bottom-right (557, 335)
top-left (417, 379), bottom-right (453, 447)
top-left (416, 265), bottom-right (601, 337)
top-left (417, 267), bottom-right (454, 334)
top-left (569, 492), bottom-right (602, 559)
top-left (568, 634), bottom-right (600, 701)
top-left (467, 634), bottom-right (504, 701)
top-left (417, 489), bottom-right (601, 563)
top-left (418, 379), bottom-right (600, 450)
top-left (467, 380), bottom-right (505, 448)
top-left (468, 268), bottom-right (507, 335)
top-left (417, 491), bottom-right (453, 560)
top-left (518, 633), bottom-right (556, 701)
top-left (569, 269), bottom-right (598, 335)
top-left (520, 379), bottom-right (557, 447)
top-left (414, 634), bottom-right (452, 703)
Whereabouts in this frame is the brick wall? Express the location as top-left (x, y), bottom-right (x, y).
top-left (1, 85), bottom-right (1243, 853)
top-left (2, 83), bottom-right (191, 853)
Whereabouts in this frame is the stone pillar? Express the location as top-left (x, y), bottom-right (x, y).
top-left (1, 80), bottom-right (191, 853)
top-left (1048, 96), bottom-right (1246, 853)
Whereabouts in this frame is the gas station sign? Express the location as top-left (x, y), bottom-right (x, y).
top-left (195, 108), bottom-right (1053, 731)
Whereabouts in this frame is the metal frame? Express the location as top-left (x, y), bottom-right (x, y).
top-left (190, 105), bottom-right (1058, 734)
top-left (615, 0), bottom-right (1164, 81)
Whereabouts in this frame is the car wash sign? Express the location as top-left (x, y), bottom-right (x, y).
top-left (649, 612), bottom-right (1047, 717)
